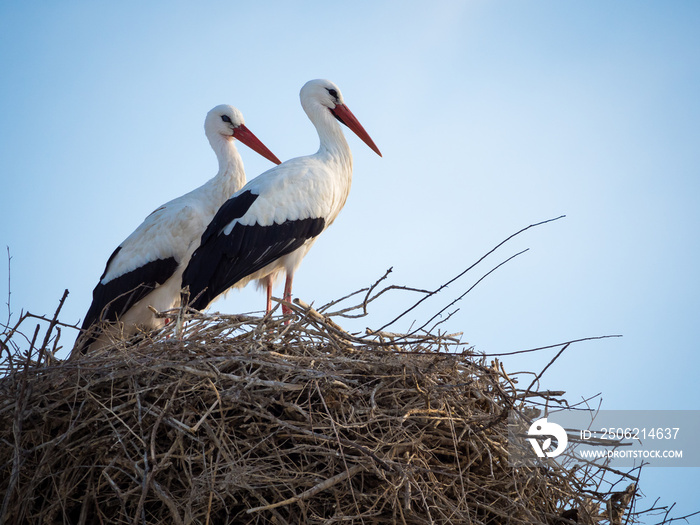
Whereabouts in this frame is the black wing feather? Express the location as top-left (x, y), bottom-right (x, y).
top-left (183, 216), bottom-right (325, 310)
top-left (81, 254), bottom-right (179, 330)
top-left (200, 189), bottom-right (259, 245)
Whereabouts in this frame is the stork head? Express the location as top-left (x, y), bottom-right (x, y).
top-left (205, 105), bottom-right (281, 165)
top-left (300, 79), bottom-right (382, 157)
top-left (205, 104), bottom-right (246, 140)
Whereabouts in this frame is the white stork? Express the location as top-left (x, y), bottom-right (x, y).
top-left (75, 105), bottom-right (281, 354)
top-left (181, 79), bottom-right (381, 317)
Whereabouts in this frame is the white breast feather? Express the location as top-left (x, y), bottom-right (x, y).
top-left (223, 157), bottom-right (346, 234)
top-left (101, 197), bottom-right (207, 284)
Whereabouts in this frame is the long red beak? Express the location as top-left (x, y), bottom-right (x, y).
top-left (331, 104), bottom-right (382, 157)
top-left (233, 125), bottom-right (282, 165)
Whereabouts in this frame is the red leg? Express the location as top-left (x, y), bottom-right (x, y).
top-left (265, 277), bottom-right (272, 313)
top-left (282, 273), bottom-right (293, 318)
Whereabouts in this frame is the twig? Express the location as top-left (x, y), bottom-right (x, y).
top-left (0, 324), bottom-right (39, 525)
top-left (481, 334), bottom-right (623, 357)
top-left (378, 215), bottom-right (565, 331)
top-left (4, 246), bottom-right (11, 329)
top-left (36, 289), bottom-right (69, 366)
top-left (246, 464), bottom-right (365, 514)
top-left (522, 342), bottom-right (572, 400)
top-left (405, 248), bottom-right (529, 339)
top-left (320, 267), bottom-right (394, 316)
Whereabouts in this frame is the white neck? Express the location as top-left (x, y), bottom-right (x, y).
top-left (305, 103), bottom-right (355, 222)
top-left (308, 103), bottom-right (353, 172)
top-left (206, 133), bottom-right (247, 204)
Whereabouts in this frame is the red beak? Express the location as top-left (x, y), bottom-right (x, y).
top-left (233, 125), bottom-right (282, 165)
top-left (331, 104), bottom-right (382, 157)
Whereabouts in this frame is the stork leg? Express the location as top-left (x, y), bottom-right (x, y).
top-left (282, 273), bottom-right (293, 319)
top-left (265, 276), bottom-right (273, 313)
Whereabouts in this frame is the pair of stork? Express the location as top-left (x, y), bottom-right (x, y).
top-left (75, 79), bottom-right (381, 354)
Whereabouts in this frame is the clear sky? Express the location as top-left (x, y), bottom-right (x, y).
top-left (1, 1), bottom-right (699, 520)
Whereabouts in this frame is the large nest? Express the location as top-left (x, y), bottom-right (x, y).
top-left (4, 213), bottom-right (693, 525)
top-left (1, 287), bottom-right (664, 525)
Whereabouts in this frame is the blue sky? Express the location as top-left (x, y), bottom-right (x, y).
top-left (1, 1), bottom-right (699, 520)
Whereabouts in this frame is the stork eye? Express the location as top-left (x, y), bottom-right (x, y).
top-left (326, 88), bottom-right (339, 101)
top-left (221, 115), bottom-right (232, 124)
